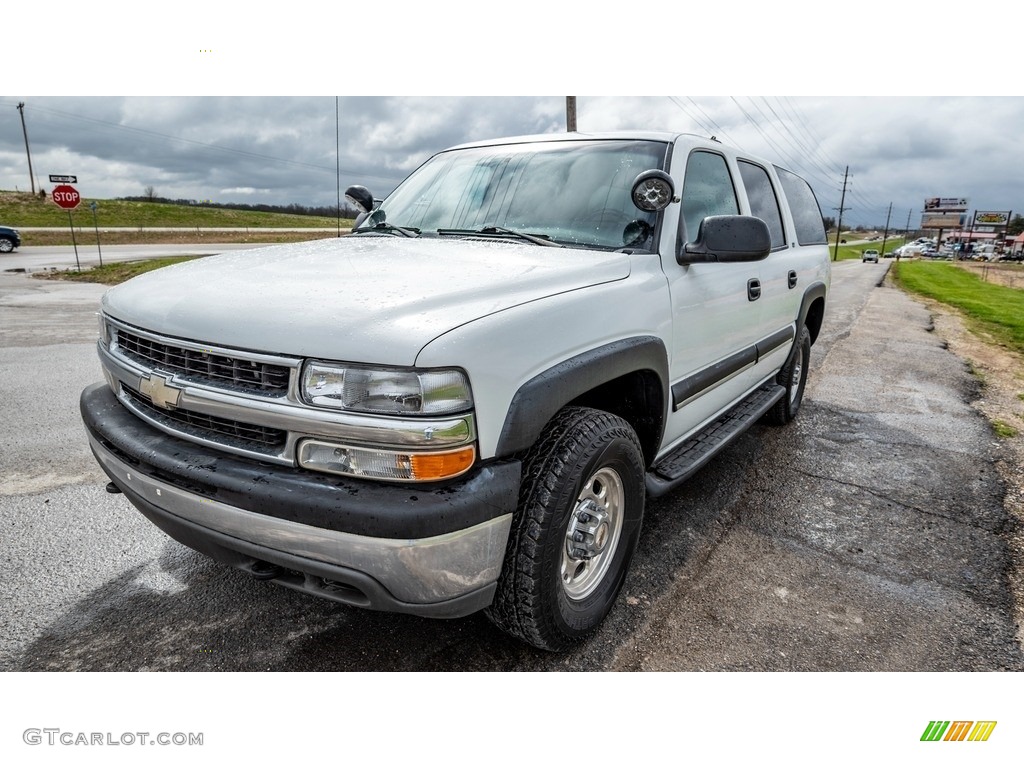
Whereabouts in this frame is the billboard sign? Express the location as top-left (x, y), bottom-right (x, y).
top-left (974, 211), bottom-right (1011, 226)
top-left (921, 211), bottom-right (965, 229)
top-left (924, 197), bottom-right (968, 211)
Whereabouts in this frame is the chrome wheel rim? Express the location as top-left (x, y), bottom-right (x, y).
top-left (561, 467), bottom-right (624, 601)
top-left (789, 346), bottom-right (804, 405)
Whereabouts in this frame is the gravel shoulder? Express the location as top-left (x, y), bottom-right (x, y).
top-left (900, 275), bottom-right (1024, 646)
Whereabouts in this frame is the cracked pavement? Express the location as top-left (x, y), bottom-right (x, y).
top-left (611, 264), bottom-right (1023, 671)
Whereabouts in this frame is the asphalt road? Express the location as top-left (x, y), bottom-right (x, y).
top-left (3, 243), bottom-right (269, 273)
top-left (1, 258), bottom-right (1021, 672)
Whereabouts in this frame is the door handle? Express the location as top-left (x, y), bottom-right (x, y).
top-left (788, 270), bottom-right (798, 289)
top-left (747, 278), bottom-right (761, 302)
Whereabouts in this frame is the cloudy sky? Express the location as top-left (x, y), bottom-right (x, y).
top-left (4, 6), bottom-right (1021, 230)
top-left (2, 95), bottom-right (1021, 230)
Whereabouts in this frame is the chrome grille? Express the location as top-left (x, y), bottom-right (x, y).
top-left (122, 384), bottom-right (287, 454)
top-left (114, 328), bottom-right (290, 396)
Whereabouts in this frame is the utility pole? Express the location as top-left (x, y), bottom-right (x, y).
top-left (896, 209), bottom-right (912, 261)
top-left (336, 96), bottom-right (342, 238)
top-left (880, 202), bottom-right (893, 256)
top-left (16, 102), bottom-right (36, 195)
top-left (831, 165), bottom-right (849, 261)
top-left (566, 97), bottom-right (577, 132)
top-left (965, 210), bottom-right (976, 257)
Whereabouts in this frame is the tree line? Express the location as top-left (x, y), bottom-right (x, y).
top-left (119, 195), bottom-right (360, 219)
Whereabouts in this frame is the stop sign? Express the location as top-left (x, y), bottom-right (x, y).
top-left (52, 184), bottom-right (81, 210)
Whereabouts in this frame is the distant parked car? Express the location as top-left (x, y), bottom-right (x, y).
top-left (862, 249), bottom-right (880, 263)
top-left (0, 225), bottom-right (21, 253)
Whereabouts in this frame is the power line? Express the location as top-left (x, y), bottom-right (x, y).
top-left (2, 99), bottom-right (406, 186)
top-left (684, 98), bottom-right (742, 147)
top-left (666, 97), bottom-right (719, 139)
top-left (778, 97), bottom-right (846, 177)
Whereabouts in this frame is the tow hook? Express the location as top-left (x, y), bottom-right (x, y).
top-left (250, 560), bottom-right (283, 581)
top-left (105, 481), bottom-right (123, 494)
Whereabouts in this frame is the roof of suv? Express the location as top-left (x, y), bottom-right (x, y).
top-left (446, 131), bottom-right (698, 151)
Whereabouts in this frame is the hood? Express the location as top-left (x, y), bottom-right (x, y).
top-left (102, 236), bottom-right (631, 364)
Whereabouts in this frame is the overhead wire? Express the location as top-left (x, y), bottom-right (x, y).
top-left (668, 96), bottom-right (893, 227)
top-left (1, 99), bottom-right (407, 186)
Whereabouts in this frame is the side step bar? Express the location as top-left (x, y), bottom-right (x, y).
top-left (645, 382), bottom-right (785, 498)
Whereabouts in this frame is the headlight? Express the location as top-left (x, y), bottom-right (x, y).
top-left (98, 314), bottom-right (111, 344)
top-left (301, 362), bottom-right (472, 416)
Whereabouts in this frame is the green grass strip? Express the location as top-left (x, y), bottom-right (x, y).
top-left (35, 256), bottom-right (200, 285)
top-left (893, 261), bottom-right (1024, 354)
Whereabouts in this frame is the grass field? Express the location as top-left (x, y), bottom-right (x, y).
top-left (0, 190), bottom-right (352, 245)
top-left (34, 256), bottom-right (201, 284)
top-left (893, 260), bottom-right (1024, 355)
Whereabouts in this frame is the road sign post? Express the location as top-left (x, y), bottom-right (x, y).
top-left (89, 201), bottom-right (103, 267)
top-left (52, 183), bottom-right (82, 271)
top-left (52, 184), bottom-right (81, 210)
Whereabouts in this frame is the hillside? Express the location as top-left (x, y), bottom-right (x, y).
top-left (0, 191), bottom-right (352, 245)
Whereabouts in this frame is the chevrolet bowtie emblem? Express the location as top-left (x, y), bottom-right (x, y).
top-left (139, 373), bottom-right (182, 410)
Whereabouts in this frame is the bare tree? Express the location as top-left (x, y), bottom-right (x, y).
top-left (144, 185), bottom-right (156, 202)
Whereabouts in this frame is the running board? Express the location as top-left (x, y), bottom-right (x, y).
top-left (646, 383), bottom-right (786, 498)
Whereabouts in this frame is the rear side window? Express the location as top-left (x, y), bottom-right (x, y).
top-left (738, 160), bottom-right (786, 249)
top-left (775, 166), bottom-right (827, 245)
top-left (679, 151), bottom-right (738, 242)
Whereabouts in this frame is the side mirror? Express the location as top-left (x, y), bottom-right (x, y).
top-left (344, 185), bottom-right (375, 214)
top-left (679, 215), bottom-right (771, 264)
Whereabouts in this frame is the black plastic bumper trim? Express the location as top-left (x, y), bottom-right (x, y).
top-left (81, 382), bottom-right (521, 540)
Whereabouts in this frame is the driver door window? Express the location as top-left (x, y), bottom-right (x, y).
top-left (679, 151), bottom-right (739, 244)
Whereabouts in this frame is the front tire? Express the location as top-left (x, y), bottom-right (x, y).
top-left (486, 407), bottom-right (645, 651)
top-left (0, 238), bottom-right (14, 253)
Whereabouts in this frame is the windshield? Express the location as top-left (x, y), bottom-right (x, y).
top-left (357, 139), bottom-right (670, 250)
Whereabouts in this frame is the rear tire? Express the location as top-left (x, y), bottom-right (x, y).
top-left (763, 324), bottom-right (811, 426)
top-left (486, 407), bottom-right (645, 651)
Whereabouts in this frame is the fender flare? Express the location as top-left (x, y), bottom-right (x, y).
top-left (495, 336), bottom-right (669, 458)
top-left (797, 281), bottom-right (828, 344)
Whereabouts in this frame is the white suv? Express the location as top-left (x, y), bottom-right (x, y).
top-left (82, 132), bottom-right (830, 650)
top-left (862, 249), bottom-right (880, 263)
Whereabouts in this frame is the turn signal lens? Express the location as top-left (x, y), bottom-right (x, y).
top-left (298, 440), bottom-right (476, 482)
top-left (409, 447), bottom-right (476, 480)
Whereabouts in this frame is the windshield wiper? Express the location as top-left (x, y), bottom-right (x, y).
top-left (437, 226), bottom-right (562, 247)
top-left (353, 222), bottom-right (420, 238)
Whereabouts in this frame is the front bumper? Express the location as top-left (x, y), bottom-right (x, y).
top-left (81, 383), bottom-right (521, 618)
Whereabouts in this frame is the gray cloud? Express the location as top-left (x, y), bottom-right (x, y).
top-left (1, 96), bottom-right (1021, 228)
